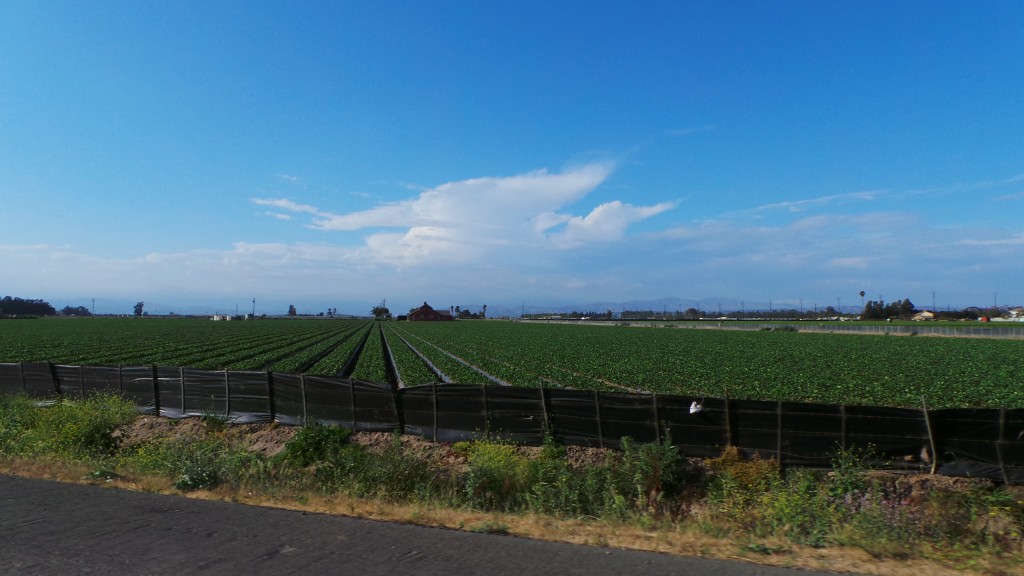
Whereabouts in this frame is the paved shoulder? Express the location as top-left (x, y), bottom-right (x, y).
top-left (1, 474), bottom-right (837, 576)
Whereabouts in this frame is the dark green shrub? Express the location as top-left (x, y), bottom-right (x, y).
top-left (607, 436), bottom-right (699, 518)
top-left (278, 424), bottom-right (352, 467)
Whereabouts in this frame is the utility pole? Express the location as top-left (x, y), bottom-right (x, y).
top-left (252, 298), bottom-right (256, 316)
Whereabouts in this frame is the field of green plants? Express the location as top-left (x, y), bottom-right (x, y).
top-left (1, 317), bottom-right (1022, 408)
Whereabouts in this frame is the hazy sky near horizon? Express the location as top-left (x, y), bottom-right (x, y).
top-left (2, 1), bottom-right (1023, 314)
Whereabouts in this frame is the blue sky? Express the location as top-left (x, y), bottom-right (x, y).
top-left (2, 1), bottom-right (1022, 315)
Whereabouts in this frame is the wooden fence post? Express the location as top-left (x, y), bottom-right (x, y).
top-left (179, 367), bottom-right (186, 416)
top-left (300, 373), bottom-right (307, 426)
top-left (922, 398), bottom-right (938, 475)
top-left (151, 365), bottom-right (160, 416)
top-left (266, 371), bottom-right (275, 423)
top-left (594, 390), bottom-right (604, 449)
top-left (840, 404), bottom-right (847, 452)
top-left (652, 393), bottom-right (661, 443)
top-left (538, 385), bottom-right (550, 438)
top-left (432, 383), bottom-right (438, 442)
top-left (776, 400), bottom-right (783, 464)
top-left (482, 384), bottom-right (490, 438)
top-left (223, 369), bottom-right (230, 418)
top-left (997, 408), bottom-right (1009, 485)
top-left (723, 391), bottom-right (733, 447)
top-left (350, 379), bottom-right (358, 430)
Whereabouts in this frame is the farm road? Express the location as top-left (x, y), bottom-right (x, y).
top-left (0, 474), bottom-right (842, 576)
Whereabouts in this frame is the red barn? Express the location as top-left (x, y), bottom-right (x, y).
top-left (408, 302), bottom-right (453, 321)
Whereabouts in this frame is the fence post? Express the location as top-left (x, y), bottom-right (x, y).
top-left (179, 367), bottom-right (186, 416)
top-left (776, 400), bottom-right (783, 465)
top-left (79, 365), bottom-right (85, 397)
top-left (922, 398), bottom-right (938, 475)
top-left (840, 404), bottom-right (847, 452)
top-left (19, 362), bottom-right (26, 394)
top-left (652, 393), bottom-right (661, 443)
top-left (997, 408), bottom-right (1009, 485)
top-left (46, 362), bottom-right (58, 397)
top-left (594, 390), bottom-right (604, 449)
top-left (117, 365), bottom-right (123, 396)
top-left (223, 369), bottom-right (230, 419)
top-left (481, 384), bottom-right (490, 438)
top-left (350, 378), bottom-right (358, 430)
top-left (432, 383), bottom-right (438, 442)
top-left (266, 371), bottom-right (275, 423)
top-left (300, 373), bottom-right (307, 426)
top-left (723, 390), bottom-right (733, 446)
top-left (152, 365), bottom-right (160, 416)
top-left (538, 384), bottom-right (550, 438)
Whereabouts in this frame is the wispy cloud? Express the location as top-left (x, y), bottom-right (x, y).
top-left (668, 125), bottom-right (716, 137)
top-left (994, 191), bottom-right (1024, 201)
top-left (752, 190), bottom-right (885, 213)
top-left (249, 163), bottom-right (676, 267)
top-left (250, 198), bottom-right (320, 214)
top-left (277, 174), bottom-right (301, 183)
top-left (958, 233), bottom-right (1024, 246)
top-left (547, 201), bottom-right (677, 248)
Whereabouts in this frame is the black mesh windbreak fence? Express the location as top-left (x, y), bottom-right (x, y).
top-left (271, 373), bottom-right (305, 425)
top-left (2, 361), bottom-right (1024, 483)
top-left (931, 408), bottom-right (1024, 484)
top-left (121, 366), bottom-right (158, 414)
top-left (20, 362), bottom-right (56, 399)
top-left (0, 363), bottom-right (23, 395)
top-left (270, 374), bottom-right (399, 431)
top-left (845, 405), bottom-right (929, 471)
top-left (226, 371), bottom-right (272, 424)
top-left (661, 397), bottom-right (729, 458)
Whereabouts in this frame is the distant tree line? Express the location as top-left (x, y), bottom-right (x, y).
top-left (61, 306), bottom-right (92, 317)
top-left (450, 304), bottom-right (487, 319)
top-left (860, 298), bottom-right (916, 320)
top-left (0, 296), bottom-right (57, 317)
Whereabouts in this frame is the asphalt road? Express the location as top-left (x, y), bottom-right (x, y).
top-left (0, 474), bottom-right (845, 576)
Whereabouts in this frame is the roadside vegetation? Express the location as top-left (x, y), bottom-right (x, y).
top-left (2, 393), bottom-right (1022, 575)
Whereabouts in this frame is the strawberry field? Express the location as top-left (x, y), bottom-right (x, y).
top-left (2, 317), bottom-right (1022, 408)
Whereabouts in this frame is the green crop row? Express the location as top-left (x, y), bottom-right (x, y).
top-left (3, 318), bottom-right (1023, 408)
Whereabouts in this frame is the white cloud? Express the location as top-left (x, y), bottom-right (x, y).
top-left (958, 233), bottom-right (1024, 247)
top-left (309, 164), bottom-right (614, 232)
top-left (250, 198), bottom-right (319, 214)
top-left (995, 191), bottom-right (1024, 201)
top-left (247, 163), bottom-right (676, 267)
top-left (549, 201), bottom-right (677, 248)
top-left (668, 125), bottom-right (716, 137)
top-left (751, 190), bottom-right (884, 213)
